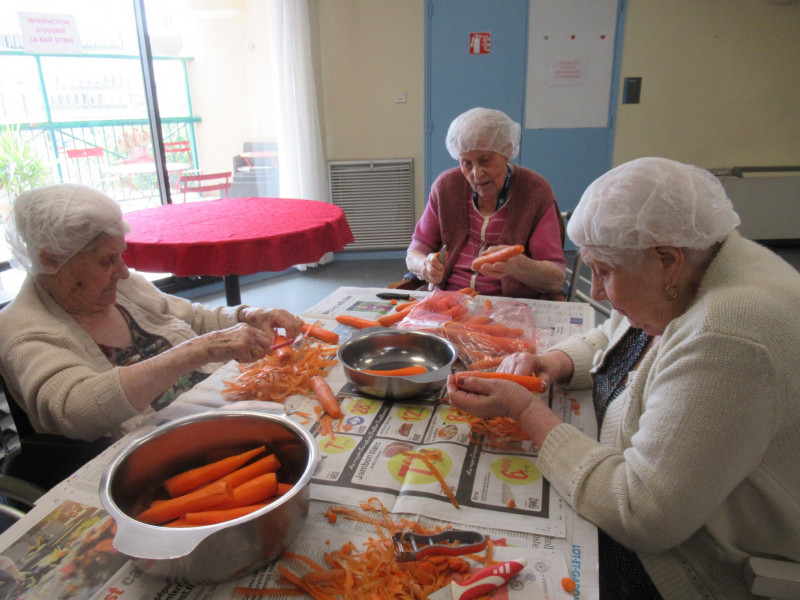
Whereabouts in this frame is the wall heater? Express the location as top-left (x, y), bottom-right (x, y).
top-left (328, 159), bottom-right (414, 250)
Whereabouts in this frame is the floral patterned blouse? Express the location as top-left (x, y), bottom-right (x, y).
top-left (97, 305), bottom-right (208, 412)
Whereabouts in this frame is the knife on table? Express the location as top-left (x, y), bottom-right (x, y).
top-left (428, 558), bottom-right (527, 600)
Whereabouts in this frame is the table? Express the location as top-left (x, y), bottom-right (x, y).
top-left (122, 197), bottom-right (355, 305)
top-left (0, 289), bottom-right (599, 599)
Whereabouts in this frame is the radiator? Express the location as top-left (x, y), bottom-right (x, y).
top-left (328, 159), bottom-right (414, 250)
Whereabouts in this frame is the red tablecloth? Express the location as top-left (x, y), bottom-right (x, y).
top-left (122, 197), bottom-right (354, 277)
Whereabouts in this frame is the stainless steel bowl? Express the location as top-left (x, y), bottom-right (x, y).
top-left (99, 406), bottom-right (318, 584)
top-left (337, 328), bottom-right (458, 400)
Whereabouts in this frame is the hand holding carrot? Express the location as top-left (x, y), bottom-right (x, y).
top-left (472, 244), bottom-right (525, 279)
top-left (238, 308), bottom-right (304, 341)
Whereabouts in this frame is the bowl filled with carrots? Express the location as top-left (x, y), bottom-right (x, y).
top-left (338, 329), bottom-right (459, 401)
top-left (99, 405), bottom-right (319, 584)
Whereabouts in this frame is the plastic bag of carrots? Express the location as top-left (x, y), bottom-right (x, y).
top-left (395, 290), bottom-right (543, 369)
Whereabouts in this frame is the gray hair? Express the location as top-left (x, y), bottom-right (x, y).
top-left (5, 183), bottom-right (130, 275)
top-left (445, 107), bottom-right (521, 160)
top-left (567, 157), bottom-right (740, 250)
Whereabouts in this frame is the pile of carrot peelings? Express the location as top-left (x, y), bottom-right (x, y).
top-left (235, 498), bottom-right (498, 600)
top-left (222, 339), bottom-right (339, 403)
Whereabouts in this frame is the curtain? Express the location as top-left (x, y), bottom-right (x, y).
top-left (269, 0), bottom-right (331, 269)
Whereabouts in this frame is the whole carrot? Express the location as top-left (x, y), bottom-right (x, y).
top-left (163, 445), bottom-right (266, 498)
top-left (136, 480), bottom-right (233, 525)
top-left (213, 454), bottom-right (281, 490)
top-left (214, 473), bottom-right (279, 510)
top-left (471, 244), bottom-right (525, 271)
top-left (362, 365), bottom-right (427, 376)
top-left (309, 375), bottom-right (343, 419)
top-left (184, 503), bottom-right (270, 526)
top-left (301, 321), bottom-right (339, 344)
top-left (335, 314), bottom-right (382, 329)
top-left (456, 370), bottom-right (544, 393)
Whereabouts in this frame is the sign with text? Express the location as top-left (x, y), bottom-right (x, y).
top-left (18, 12), bottom-right (82, 54)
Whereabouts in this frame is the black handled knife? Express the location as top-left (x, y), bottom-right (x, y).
top-left (376, 292), bottom-right (413, 300)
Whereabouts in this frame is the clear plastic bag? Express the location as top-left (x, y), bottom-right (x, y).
top-left (395, 290), bottom-right (543, 369)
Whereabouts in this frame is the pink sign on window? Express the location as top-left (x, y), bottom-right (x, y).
top-left (469, 32), bottom-right (491, 55)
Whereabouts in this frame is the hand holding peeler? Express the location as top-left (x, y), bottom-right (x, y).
top-left (392, 530), bottom-right (487, 562)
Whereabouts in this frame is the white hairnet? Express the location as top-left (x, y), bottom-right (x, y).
top-left (5, 183), bottom-right (130, 275)
top-left (445, 107), bottom-right (521, 160)
top-left (567, 157), bottom-right (741, 249)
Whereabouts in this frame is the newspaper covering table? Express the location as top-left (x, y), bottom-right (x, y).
top-left (0, 287), bottom-right (600, 600)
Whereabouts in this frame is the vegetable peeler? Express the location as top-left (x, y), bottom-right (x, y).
top-left (392, 530), bottom-right (487, 562)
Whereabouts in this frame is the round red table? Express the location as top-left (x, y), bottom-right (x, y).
top-left (122, 197), bottom-right (354, 305)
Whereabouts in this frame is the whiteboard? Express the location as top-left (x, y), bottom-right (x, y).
top-left (525, 0), bottom-right (618, 129)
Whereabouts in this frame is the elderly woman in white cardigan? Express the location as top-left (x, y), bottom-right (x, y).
top-left (448, 157), bottom-right (800, 599)
top-left (0, 184), bottom-right (302, 442)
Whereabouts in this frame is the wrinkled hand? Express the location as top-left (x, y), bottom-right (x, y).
top-left (422, 252), bottom-right (445, 284)
top-left (475, 245), bottom-right (523, 280)
top-left (239, 308), bottom-right (304, 342)
top-left (446, 374), bottom-right (537, 421)
top-left (196, 323), bottom-right (276, 364)
top-left (498, 350), bottom-right (573, 389)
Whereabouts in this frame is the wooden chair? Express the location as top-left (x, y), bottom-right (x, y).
top-left (178, 171), bottom-right (232, 202)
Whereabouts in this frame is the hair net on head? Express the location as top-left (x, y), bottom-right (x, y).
top-left (567, 157), bottom-right (741, 250)
top-left (5, 183), bottom-right (130, 275)
top-left (445, 107), bottom-right (521, 160)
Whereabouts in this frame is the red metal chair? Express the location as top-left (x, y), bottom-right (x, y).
top-left (178, 171), bottom-right (232, 202)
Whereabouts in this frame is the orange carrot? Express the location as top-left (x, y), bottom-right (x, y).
top-left (445, 321), bottom-right (524, 339)
top-left (309, 375), bottom-right (343, 419)
top-left (445, 327), bottom-right (535, 355)
top-left (377, 310), bottom-right (408, 327)
top-left (136, 480), bottom-right (233, 525)
top-left (215, 472), bottom-right (279, 509)
top-left (183, 503), bottom-right (269, 526)
top-left (335, 314), bottom-right (382, 329)
top-left (362, 365), bottom-right (427, 376)
top-left (468, 355), bottom-right (506, 370)
top-left (301, 321), bottom-right (340, 344)
top-left (395, 300), bottom-right (419, 312)
top-left (456, 370), bottom-right (544, 393)
top-left (213, 454), bottom-right (281, 489)
top-left (471, 244), bottom-right (525, 271)
top-left (277, 482), bottom-right (293, 495)
top-left (163, 445), bottom-right (266, 498)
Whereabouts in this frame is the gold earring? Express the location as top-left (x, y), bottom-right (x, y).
top-left (664, 285), bottom-right (679, 301)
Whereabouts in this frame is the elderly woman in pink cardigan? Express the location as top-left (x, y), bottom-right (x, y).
top-left (405, 107), bottom-right (566, 299)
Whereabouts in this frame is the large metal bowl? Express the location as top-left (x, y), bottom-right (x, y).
top-left (99, 405), bottom-right (318, 584)
top-left (338, 328), bottom-right (458, 400)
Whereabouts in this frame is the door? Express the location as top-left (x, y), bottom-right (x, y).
top-left (426, 0), bottom-right (626, 248)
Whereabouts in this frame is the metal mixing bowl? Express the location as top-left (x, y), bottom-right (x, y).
top-left (338, 328), bottom-right (458, 400)
top-left (99, 405), bottom-right (318, 584)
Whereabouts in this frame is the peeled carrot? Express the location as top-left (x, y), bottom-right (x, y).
top-left (395, 300), bottom-right (419, 312)
top-left (184, 503), bottom-right (270, 526)
top-left (309, 375), bottom-right (343, 419)
top-left (213, 454), bottom-right (281, 489)
top-left (215, 472), bottom-right (279, 510)
top-left (301, 321), bottom-right (339, 344)
top-left (163, 445), bottom-right (266, 498)
top-left (362, 365), bottom-right (427, 376)
top-left (136, 480), bottom-right (233, 525)
top-left (377, 310), bottom-right (407, 327)
top-left (277, 482), bottom-right (293, 495)
top-left (456, 370), bottom-right (544, 393)
top-left (335, 314), bottom-right (382, 329)
top-left (471, 244), bottom-right (525, 271)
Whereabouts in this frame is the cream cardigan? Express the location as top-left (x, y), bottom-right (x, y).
top-left (539, 231), bottom-right (800, 599)
top-left (0, 272), bottom-right (242, 441)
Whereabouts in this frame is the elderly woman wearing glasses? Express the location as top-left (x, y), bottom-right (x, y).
top-left (448, 157), bottom-right (800, 599)
top-left (405, 107), bottom-right (566, 299)
top-left (0, 184), bottom-right (303, 442)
